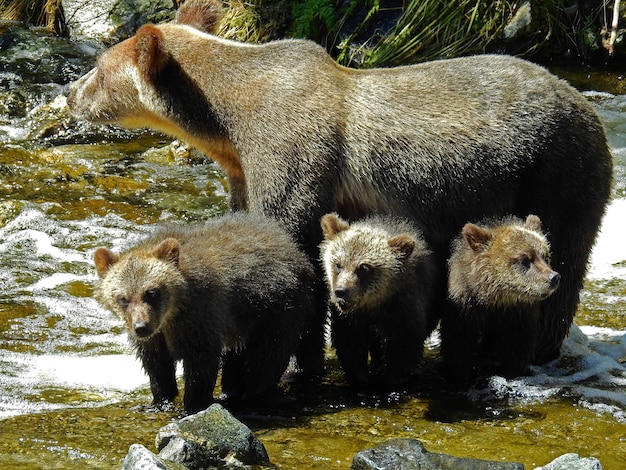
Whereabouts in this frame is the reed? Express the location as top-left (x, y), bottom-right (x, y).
top-left (0, 0), bottom-right (67, 35)
top-left (217, 0), bottom-right (269, 43)
top-left (338, 0), bottom-right (513, 67)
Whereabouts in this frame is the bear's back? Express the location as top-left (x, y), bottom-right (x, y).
top-left (162, 213), bottom-right (314, 299)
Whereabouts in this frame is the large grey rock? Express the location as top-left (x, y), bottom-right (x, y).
top-left (122, 443), bottom-right (187, 470)
top-left (351, 438), bottom-right (524, 470)
top-left (155, 404), bottom-right (270, 469)
top-left (536, 453), bottom-right (603, 470)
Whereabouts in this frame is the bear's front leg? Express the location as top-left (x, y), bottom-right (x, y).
top-left (496, 307), bottom-right (539, 378)
top-left (331, 309), bottom-right (370, 387)
top-left (440, 304), bottom-right (482, 384)
top-left (378, 319), bottom-right (423, 386)
top-left (136, 334), bottom-right (178, 409)
top-left (182, 354), bottom-right (219, 415)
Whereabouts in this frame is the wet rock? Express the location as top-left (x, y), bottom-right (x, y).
top-left (351, 438), bottom-right (524, 470)
top-left (108, 0), bottom-right (177, 43)
top-left (122, 444), bottom-right (187, 470)
top-left (503, 1), bottom-right (532, 41)
top-left (0, 25), bottom-right (100, 85)
top-left (155, 403), bottom-right (271, 469)
top-left (536, 453), bottom-right (603, 470)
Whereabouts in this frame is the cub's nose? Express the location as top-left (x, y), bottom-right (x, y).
top-left (334, 286), bottom-right (348, 301)
top-left (134, 321), bottom-right (152, 338)
top-left (549, 272), bottom-right (561, 289)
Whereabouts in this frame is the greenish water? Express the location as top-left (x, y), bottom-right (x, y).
top-left (0, 53), bottom-right (625, 469)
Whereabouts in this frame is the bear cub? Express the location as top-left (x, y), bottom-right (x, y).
top-left (320, 213), bottom-right (438, 387)
top-left (94, 213), bottom-right (319, 414)
top-left (441, 214), bottom-right (561, 381)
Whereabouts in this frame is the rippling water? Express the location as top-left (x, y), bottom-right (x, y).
top-left (0, 65), bottom-right (624, 468)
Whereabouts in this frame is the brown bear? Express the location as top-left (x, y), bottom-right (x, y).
top-left (93, 213), bottom-right (319, 414)
top-left (441, 214), bottom-right (561, 381)
top-left (320, 213), bottom-right (439, 387)
top-left (65, 0), bottom-right (613, 365)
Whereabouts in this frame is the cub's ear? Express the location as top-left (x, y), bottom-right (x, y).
top-left (525, 214), bottom-right (542, 231)
top-left (133, 25), bottom-right (171, 81)
top-left (175, 0), bottom-right (222, 34)
top-left (462, 223), bottom-right (492, 253)
top-left (388, 234), bottom-right (416, 264)
top-left (94, 248), bottom-right (119, 278)
top-left (321, 213), bottom-right (349, 240)
top-left (155, 238), bottom-right (181, 266)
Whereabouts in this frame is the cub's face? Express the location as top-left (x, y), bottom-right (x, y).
top-left (94, 239), bottom-right (186, 340)
top-left (489, 227), bottom-right (560, 304)
top-left (320, 214), bottom-right (415, 313)
top-left (455, 216), bottom-right (560, 308)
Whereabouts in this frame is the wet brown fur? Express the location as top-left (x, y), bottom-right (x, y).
top-left (320, 213), bottom-right (439, 386)
top-left (94, 213), bottom-right (320, 414)
top-left (441, 215), bottom-right (561, 380)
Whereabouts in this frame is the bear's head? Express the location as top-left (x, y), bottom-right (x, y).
top-left (449, 214), bottom-right (560, 308)
top-left (320, 213), bottom-right (416, 313)
top-left (94, 238), bottom-right (187, 340)
top-left (64, 0), bottom-right (222, 130)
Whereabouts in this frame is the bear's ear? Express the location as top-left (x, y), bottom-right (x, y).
top-left (133, 25), bottom-right (171, 82)
top-left (462, 223), bottom-right (492, 253)
top-left (94, 248), bottom-right (119, 278)
top-left (388, 234), bottom-right (416, 264)
top-left (175, 0), bottom-right (221, 34)
top-left (525, 214), bottom-right (542, 231)
top-left (321, 213), bottom-right (350, 240)
top-left (155, 238), bottom-right (181, 266)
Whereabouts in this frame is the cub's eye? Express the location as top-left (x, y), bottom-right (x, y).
top-left (356, 263), bottom-right (374, 277)
top-left (334, 262), bottom-right (342, 273)
top-left (117, 296), bottom-right (130, 309)
top-left (517, 256), bottom-right (532, 270)
top-left (144, 289), bottom-right (162, 307)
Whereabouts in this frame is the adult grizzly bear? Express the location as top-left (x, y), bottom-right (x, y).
top-left (65, 0), bottom-right (613, 364)
top-left (93, 213), bottom-right (319, 414)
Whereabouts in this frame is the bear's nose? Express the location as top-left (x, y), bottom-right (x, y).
top-left (62, 82), bottom-right (72, 98)
top-left (334, 286), bottom-right (348, 300)
top-left (134, 321), bottom-right (152, 338)
top-left (549, 272), bottom-right (561, 289)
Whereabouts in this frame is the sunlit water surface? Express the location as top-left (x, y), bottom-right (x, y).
top-left (0, 82), bottom-right (624, 468)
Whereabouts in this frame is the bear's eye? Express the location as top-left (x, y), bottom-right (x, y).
top-left (334, 262), bottom-right (343, 273)
top-left (144, 289), bottom-right (162, 308)
top-left (356, 263), bottom-right (374, 278)
top-left (117, 296), bottom-right (130, 309)
top-left (516, 256), bottom-right (532, 270)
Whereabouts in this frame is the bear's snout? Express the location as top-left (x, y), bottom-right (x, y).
top-left (133, 321), bottom-right (153, 338)
top-left (549, 271), bottom-right (561, 290)
top-left (334, 286), bottom-right (348, 305)
top-left (62, 82), bottom-right (72, 98)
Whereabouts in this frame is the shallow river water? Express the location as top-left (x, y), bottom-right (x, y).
top-left (0, 28), bottom-right (625, 469)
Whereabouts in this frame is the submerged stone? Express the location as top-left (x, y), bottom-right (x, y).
top-left (351, 438), bottom-right (524, 470)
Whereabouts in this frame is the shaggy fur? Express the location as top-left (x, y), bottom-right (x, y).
top-left (441, 215), bottom-right (561, 380)
top-left (94, 213), bottom-right (318, 414)
top-left (320, 213), bottom-right (438, 386)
